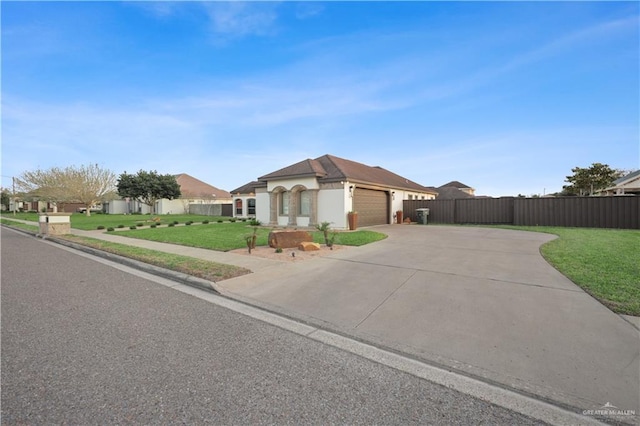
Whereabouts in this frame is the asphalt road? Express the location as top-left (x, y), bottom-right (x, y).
top-left (0, 227), bottom-right (550, 425)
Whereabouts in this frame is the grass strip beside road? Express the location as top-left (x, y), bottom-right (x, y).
top-left (58, 235), bottom-right (251, 282)
top-left (1, 219), bottom-right (39, 232)
top-left (492, 226), bottom-right (640, 316)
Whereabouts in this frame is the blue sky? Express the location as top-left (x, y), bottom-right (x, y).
top-left (2, 1), bottom-right (638, 197)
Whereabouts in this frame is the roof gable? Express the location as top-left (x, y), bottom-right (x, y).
top-left (435, 187), bottom-right (475, 200)
top-left (439, 180), bottom-right (471, 189)
top-left (230, 181), bottom-right (266, 195)
top-left (175, 174), bottom-right (231, 199)
top-left (319, 155), bottom-right (433, 192)
top-left (258, 158), bottom-right (327, 181)
top-left (259, 154), bottom-right (436, 194)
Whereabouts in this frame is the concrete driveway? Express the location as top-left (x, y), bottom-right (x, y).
top-left (218, 225), bottom-right (639, 417)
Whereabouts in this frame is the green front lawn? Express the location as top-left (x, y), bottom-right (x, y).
top-left (492, 226), bottom-right (640, 316)
top-left (113, 222), bottom-right (387, 251)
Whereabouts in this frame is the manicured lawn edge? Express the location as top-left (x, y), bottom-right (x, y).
top-left (485, 225), bottom-right (640, 316)
top-left (1, 219), bottom-right (39, 232)
top-left (56, 235), bottom-right (251, 284)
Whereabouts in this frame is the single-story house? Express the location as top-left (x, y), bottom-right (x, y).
top-left (601, 170), bottom-right (640, 196)
top-left (232, 154), bottom-right (437, 229)
top-left (105, 173), bottom-right (232, 215)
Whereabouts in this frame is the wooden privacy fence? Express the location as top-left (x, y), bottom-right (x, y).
top-left (403, 196), bottom-right (640, 229)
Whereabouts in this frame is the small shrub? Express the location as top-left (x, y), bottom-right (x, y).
top-left (107, 227), bottom-right (115, 232)
top-left (168, 223), bottom-right (175, 227)
top-left (129, 225), bottom-right (137, 230)
top-left (217, 219), bottom-right (223, 223)
top-left (275, 247), bottom-right (283, 253)
top-left (173, 221), bottom-right (179, 225)
top-left (230, 218), bottom-right (237, 223)
top-left (97, 225), bottom-right (105, 230)
top-left (150, 224), bottom-right (157, 228)
top-left (249, 219), bottom-right (262, 226)
top-left (203, 220), bottom-right (209, 224)
top-left (136, 223), bottom-right (144, 227)
top-left (117, 225), bottom-right (124, 229)
top-left (186, 221), bottom-right (193, 226)
top-left (241, 218), bottom-right (247, 222)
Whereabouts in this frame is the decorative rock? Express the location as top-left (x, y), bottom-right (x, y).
top-left (299, 242), bottom-right (321, 251)
top-left (268, 230), bottom-right (313, 248)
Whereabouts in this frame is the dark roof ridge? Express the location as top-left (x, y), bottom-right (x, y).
top-left (439, 180), bottom-right (472, 189)
top-left (614, 169), bottom-right (640, 184)
top-left (258, 157), bottom-right (327, 181)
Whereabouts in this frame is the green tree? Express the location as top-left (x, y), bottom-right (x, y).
top-left (562, 163), bottom-right (623, 196)
top-left (117, 170), bottom-right (181, 214)
top-left (1, 188), bottom-right (11, 211)
top-left (16, 164), bottom-right (117, 215)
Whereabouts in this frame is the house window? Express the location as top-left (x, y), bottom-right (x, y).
top-left (248, 198), bottom-right (256, 215)
top-left (280, 192), bottom-right (289, 215)
top-left (235, 199), bottom-right (243, 215)
top-left (299, 191), bottom-right (311, 216)
top-left (408, 194), bottom-right (413, 200)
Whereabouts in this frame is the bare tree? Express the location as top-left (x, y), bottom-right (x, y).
top-left (16, 164), bottom-right (118, 216)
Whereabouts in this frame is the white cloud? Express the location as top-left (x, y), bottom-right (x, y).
top-left (203, 2), bottom-right (280, 43)
top-left (295, 3), bottom-right (324, 20)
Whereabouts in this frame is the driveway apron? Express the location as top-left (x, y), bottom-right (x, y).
top-left (218, 225), bottom-right (640, 416)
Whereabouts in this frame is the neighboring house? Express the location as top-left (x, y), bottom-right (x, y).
top-left (9, 199), bottom-right (86, 213)
top-left (104, 173), bottom-right (232, 215)
top-left (173, 173), bottom-right (232, 216)
top-left (601, 170), bottom-right (640, 196)
top-left (233, 154), bottom-right (437, 229)
top-left (436, 181), bottom-right (476, 200)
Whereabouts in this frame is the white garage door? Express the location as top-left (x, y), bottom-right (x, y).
top-left (353, 188), bottom-right (389, 227)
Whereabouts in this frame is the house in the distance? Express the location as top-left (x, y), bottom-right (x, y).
top-left (233, 154), bottom-right (437, 229)
top-left (601, 170), bottom-right (640, 196)
top-left (105, 173), bottom-right (232, 215)
top-left (436, 181), bottom-right (476, 200)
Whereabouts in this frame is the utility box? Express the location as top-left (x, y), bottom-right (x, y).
top-left (38, 213), bottom-right (72, 236)
top-left (416, 208), bottom-right (430, 225)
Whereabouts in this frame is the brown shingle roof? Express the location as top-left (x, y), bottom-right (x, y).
top-left (230, 181), bottom-right (266, 195)
top-left (174, 174), bottom-right (231, 199)
top-left (439, 180), bottom-right (472, 189)
top-left (259, 154), bottom-right (437, 194)
top-left (434, 187), bottom-right (475, 200)
top-left (258, 158), bottom-right (328, 181)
